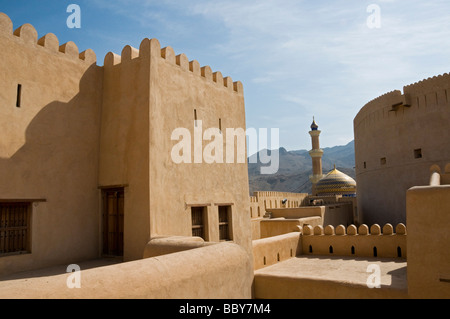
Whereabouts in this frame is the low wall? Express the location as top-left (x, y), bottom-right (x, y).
top-left (259, 217), bottom-right (320, 239)
top-left (251, 218), bottom-right (263, 240)
top-left (252, 232), bottom-right (301, 270)
top-left (302, 224), bottom-right (407, 259)
top-left (143, 236), bottom-right (215, 258)
top-left (254, 266), bottom-right (408, 299)
top-left (267, 204), bottom-right (353, 228)
top-left (322, 203), bottom-right (353, 227)
top-left (250, 192), bottom-right (309, 220)
top-left (0, 242), bottom-right (253, 299)
top-left (266, 207), bottom-right (323, 219)
top-left (407, 184), bottom-right (450, 298)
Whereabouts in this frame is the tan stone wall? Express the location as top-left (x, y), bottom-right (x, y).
top-left (259, 219), bottom-right (304, 239)
top-left (250, 195), bottom-right (264, 219)
top-left (249, 192), bottom-right (310, 240)
top-left (302, 224), bottom-right (407, 259)
top-left (322, 203), bottom-right (354, 226)
top-left (0, 10), bottom-right (255, 275)
top-left (142, 236), bottom-right (214, 258)
top-left (267, 206), bottom-right (323, 219)
top-left (0, 242), bottom-right (253, 299)
top-left (252, 232), bottom-right (301, 270)
top-left (98, 43), bottom-right (152, 261)
top-left (254, 263), bottom-right (408, 299)
top-left (252, 191), bottom-right (308, 212)
top-left (407, 179), bottom-right (450, 298)
top-left (144, 41), bottom-right (253, 257)
top-left (251, 218), bottom-right (263, 240)
top-left (96, 38), bottom-right (254, 260)
top-left (0, 14), bottom-right (102, 276)
top-left (258, 204), bottom-right (352, 239)
top-left (354, 74), bottom-right (450, 225)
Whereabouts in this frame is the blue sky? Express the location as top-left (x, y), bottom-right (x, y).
top-left (2, 0), bottom-right (450, 151)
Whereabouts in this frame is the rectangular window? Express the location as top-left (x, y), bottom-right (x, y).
top-left (414, 149), bottom-right (422, 159)
top-left (194, 109), bottom-right (198, 127)
top-left (191, 206), bottom-right (206, 240)
top-left (363, 162), bottom-right (367, 169)
top-left (16, 84), bottom-right (22, 108)
top-left (380, 157), bottom-right (386, 165)
top-left (218, 206), bottom-right (232, 241)
top-left (0, 202), bottom-right (31, 256)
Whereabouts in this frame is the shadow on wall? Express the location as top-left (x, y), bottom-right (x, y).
top-left (0, 64), bottom-right (104, 273)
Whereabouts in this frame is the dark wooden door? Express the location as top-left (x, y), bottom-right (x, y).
top-left (102, 188), bottom-right (124, 256)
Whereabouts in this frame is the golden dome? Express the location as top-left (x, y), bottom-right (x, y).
top-left (315, 166), bottom-right (356, 197)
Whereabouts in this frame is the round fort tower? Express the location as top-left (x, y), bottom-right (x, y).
top-left (354, 73), bottom-right (450, 226)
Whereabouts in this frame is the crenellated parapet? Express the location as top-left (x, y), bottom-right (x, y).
top-left (0, 10), bottom-right (242, 92)
top-left (361, 90), bottom-right (403, 111)
top-left (0, 12), bottom-right (96, 64)
top-left (249, 191), bottom-right (309, 219)
top-left (103, 38), bottom-right (243, 94)
top-left (355, 73), bottom-right (450, 130)
top-left (302, 223), bottom-right (407, 259)
top-left (403, 72), bottom-right (450, 92)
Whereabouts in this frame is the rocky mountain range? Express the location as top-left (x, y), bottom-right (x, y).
top-left (248, 140), bottom-right (355, 195)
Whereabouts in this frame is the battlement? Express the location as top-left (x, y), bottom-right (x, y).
top-left (103, 38), bottom-right (243, 94)
top-left (403, 72), bottom-right (450, 91)
top-left (429, 163), bottom-right (450, 186)
top-left (302, 223), bottom-right (407, 259)
top-left (253, 191), bottom-right (308, 200)
top-left (303, 223), bottom-right (406, 236)
top-left (362, 90), bottom-right (403, 110)
top-left (0, 11), bottom-right (243, 93)
top-left (0, 12), bottom-right (96, 65)
top-left (355, 73), bottom-right (450, 130)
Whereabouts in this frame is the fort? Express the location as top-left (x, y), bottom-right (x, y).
top-left (170, 122), bottom-right (248, 164)
top-left (0, 12), bottom-right (450, 299)
top-left (354, 72), bottom-right (450, 226)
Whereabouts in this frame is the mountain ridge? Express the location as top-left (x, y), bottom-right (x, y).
top-left (248, 140), bottom-right (355, 195)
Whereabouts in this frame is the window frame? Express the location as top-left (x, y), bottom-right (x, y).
top-left (0, 201), bottom-right (32, 257)
top-left (218, 205), bottom-right (233, 242)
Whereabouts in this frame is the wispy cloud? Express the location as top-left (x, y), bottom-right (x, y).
top-left (88, 0), bottom-right (450, 149)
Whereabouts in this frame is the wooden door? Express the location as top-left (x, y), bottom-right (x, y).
top-left (102, 188), bottom-right (124, 256)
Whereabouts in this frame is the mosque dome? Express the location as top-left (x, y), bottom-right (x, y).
top-left (315, 166), bottom-right (357, 197)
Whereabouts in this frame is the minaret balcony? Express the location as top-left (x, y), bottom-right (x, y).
top-left (309, 149), bottom-right (324, 158)
top-left (309, 130), bottom-right (321, 137)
